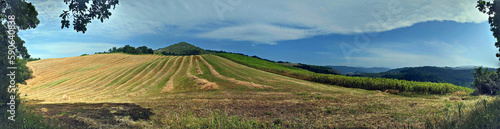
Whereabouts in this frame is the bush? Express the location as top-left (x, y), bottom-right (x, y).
top-left (472, 66), bottom-right (500, 95)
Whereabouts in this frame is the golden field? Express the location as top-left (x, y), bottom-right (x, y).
top-left (19, 53), bottom-right (482, 128)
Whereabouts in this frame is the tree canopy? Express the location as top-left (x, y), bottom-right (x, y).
top-left (98, 45), bottom-right (154, 55)
top-left (59, 0), bottom-right (119, 33)
top-left (0, 0), bottom-right (40, 126)
top-left (477, 0), bottom-right (500, 61)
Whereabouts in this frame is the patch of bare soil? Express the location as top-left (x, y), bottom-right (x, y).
top-left (30, 103), bottom-right (154, 129)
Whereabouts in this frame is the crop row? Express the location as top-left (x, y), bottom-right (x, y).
top-left (215, 53), bottom-right (474, 94)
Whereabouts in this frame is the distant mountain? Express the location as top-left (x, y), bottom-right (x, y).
top-left (354, 66), bottom-right (496, 87)
top-left (326, 66), bottom-right (391, 74)
top-left (155, 42), bottom-right (211, 55)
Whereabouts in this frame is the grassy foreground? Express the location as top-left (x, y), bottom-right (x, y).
top-left (216, 53), bottom-right (474, 94)
top-left (18, 53), bottom-right (483, 128)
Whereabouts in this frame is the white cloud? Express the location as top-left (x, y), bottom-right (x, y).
top-left (30, 0), bottom-right (67, 28)
top-left (344, 40), bottom-right (480, 68)
top-left (197, 24), bottom-right (317, 44)
top-left (30, 0), bottom-right (488, 44)
top-left (26, 42), bottom-right (121, 58)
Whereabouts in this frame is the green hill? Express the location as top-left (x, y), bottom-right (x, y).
top-left (216, 53), bottom-right (473, 94)
top-left (354, 66), bottom-right (496, 87)
top-left (155, 42), bottom-right (210, 55)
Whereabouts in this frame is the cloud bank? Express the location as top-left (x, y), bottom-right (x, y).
top-left (30, 0), bottom-right (488, 44)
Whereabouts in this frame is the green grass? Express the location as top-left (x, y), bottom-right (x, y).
top-left (216, 53), bottom-right (474, 94)
top-left (157, 110), bottom-right (287, 129)
top-left (77, 65), bottom-right (104, 72)
top-left (0, 103), bottom-right (57, 128)
top-left (427, 96), bottom-right (500, 129)
top-left (107, 58), bottom-right (161, 87)
top-left (104, 61), bottom-right (149, 87)
top-left (35, 77), bottom-right (74, 90)
top-left (148, 57), bottom-right (182, 94)
top-left (127, 57), bottom-right (170, 91)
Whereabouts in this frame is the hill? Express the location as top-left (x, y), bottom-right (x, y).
top-left (327, 66), bottom-right (391, 74)
top-left (280, 63), bottom-right (342, 75)
top-left (155, 42), bottom-right (210, 55)
top-left (354, 66), bottom-right (496, 87)
top-left (216, 53), bottom-right (472, 94)
top-left (18, 53), bottom-right (476, 128)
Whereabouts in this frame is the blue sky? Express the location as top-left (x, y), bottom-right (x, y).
top-left (18, 0), bottom-right (498, 68)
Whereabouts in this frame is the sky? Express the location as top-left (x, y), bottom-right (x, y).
top-left (18, 0), bottom-right (500, 68)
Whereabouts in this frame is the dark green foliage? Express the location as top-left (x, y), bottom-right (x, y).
top-left (291, 63), bottom-right (342, 75)
top-left (355, 66), bottom-right (479, 87)
top-left (101, 45), bottom-right (154, 55)
top-left (206, 49), bottom-right (228, 53)
top-left (15, 59), bottom-right (32, 85)
top-left (477, 0), bottom-right (500, 61)
top-left (327, 66), bottom-right (390, 74)
top-left (137, 46), bottom-right (154, 54)
top-left (472, 66), bottom-right (500, 95)
top-left (24, 57), bottom-right (40, 62)
top-left (59, 0), bottom-right (119, 33)
top-left (156, 42), bottom-right (211, 55)
top-left (0, 0), bottom-right (54, 127)
top-left (217, 53), bottom-right (474, 94)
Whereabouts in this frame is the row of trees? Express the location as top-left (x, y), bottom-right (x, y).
top-left (109, 45), bottom-right (154, 54)
top-left (92, 45), bottom-right (154, 55)
top-left (161, 49), bottom-right (201, 56)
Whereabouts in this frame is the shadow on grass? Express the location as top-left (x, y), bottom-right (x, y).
top-left (31, 102), bottom-right (154, 128)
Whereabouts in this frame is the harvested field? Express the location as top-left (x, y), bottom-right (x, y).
top-left (19, 53), bottom-right (472, 128)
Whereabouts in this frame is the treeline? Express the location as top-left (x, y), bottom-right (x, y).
top-left (25, 57), bottom-right (41, 62)
top-left (161, 49), bottom-right (201, 56)
top-left (93, 45), bottom-right (155, 55)
top-left (216, 53), bottom-right (474, 94)
top-left (291, 63), bottom-right (343, 75)
top-left (354, 66), bottom-right (477, 87)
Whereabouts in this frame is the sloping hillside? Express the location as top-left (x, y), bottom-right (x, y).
top-left (354, 66), bottom-right (497, 87)
top-left (327, 66), bottom-right (391, 74)
top-left (20, 53), bottom-right (471, 128)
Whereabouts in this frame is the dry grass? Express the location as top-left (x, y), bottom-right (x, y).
top-left (19, 53), bottom-right (483, 128)
top-left (161, 56), bottom-right (187, 93)
top-left (186, 56), bottom-right (219, 90)
top-left (197, 55), bottom-right (272, 89)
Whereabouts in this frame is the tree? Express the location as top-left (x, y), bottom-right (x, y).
top-left (0, 0), bottom-right (40, 127)
top-left (472, 66), bottom-right (500, 95)
top-left (137, 46), bottom-right (153, 54)
top-left (477, 0), bottom-right (500, 61)
top-left (59, 0), bottom-right (119, 33)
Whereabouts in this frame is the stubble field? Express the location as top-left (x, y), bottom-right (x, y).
top-left (19, 53), bottom-right (476, 128)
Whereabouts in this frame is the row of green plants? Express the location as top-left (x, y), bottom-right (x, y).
top-left (215, 53), bottom-right (474, 94)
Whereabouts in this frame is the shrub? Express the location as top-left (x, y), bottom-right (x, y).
top-left (472, 66), bottom-right (500, 95)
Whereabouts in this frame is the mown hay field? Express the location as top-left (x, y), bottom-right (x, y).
top-left (19, 53), bottom-right (481, 128)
